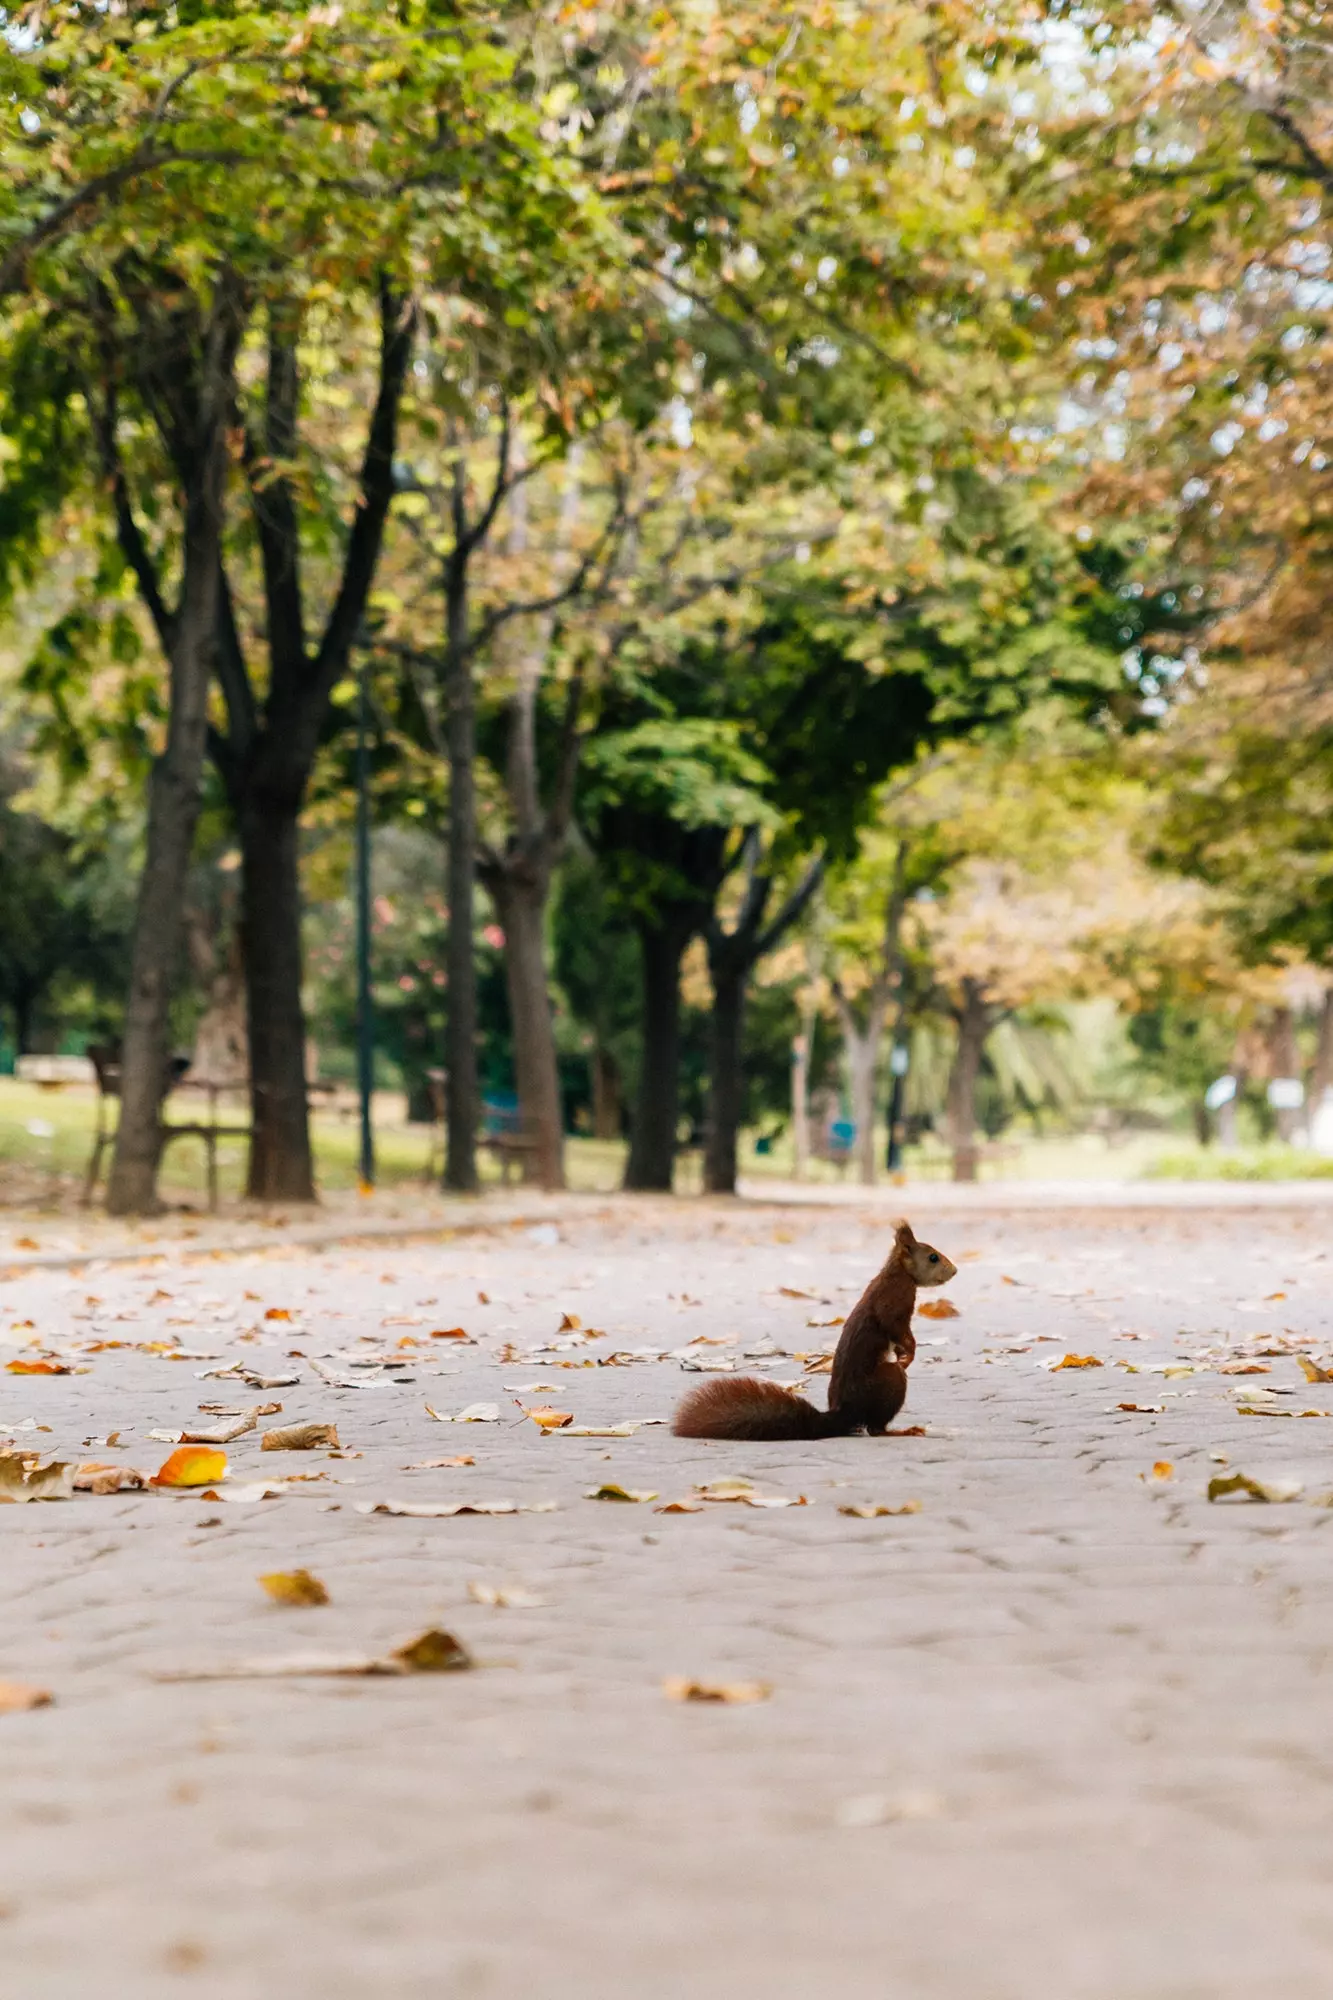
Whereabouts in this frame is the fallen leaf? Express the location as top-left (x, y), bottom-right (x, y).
top-left (1217, 1363), bottom-right (1271, 1376)
top-left (585, 1482), bottom-right (658, 1503)
top-left (663, 1678), bottom-right (772, 1705)
top-left (430, 1327), bottom-right (472, 1341)
top-left (1150, 1461), bottom-right (1174, 1481)
top-left (1207, 1472), bottom-right (1303, 1504)
top-left (201, 1365), bottom-right (300, 1389)
top-left (468, 1581), bottom-right (545, 1608)
top-left (527, 1407), bottom-right (574, 1431)
top-left (561, 1424), bottom-right (641, 1438)
top-left (654, 1499), bottom-right (705, 1514)
top-left (74, 1462), bottom-right (148, 1494)
top-left (1115, 1402), bottom-right (1165, 1414)
top-left (157, 1627), bottom-right (472, 1681)
top-left (916, 1299), bottom-right (960, 1320)
top-left (425, 1403), bottom-right (501, 1424)
top-left (0, 1455), bottom-right (74, 1503)
top-left (263, 1308), bottom-right (294, 1322)
top-left (6, 1359), bottom-right (69, 1376)
top-left (150, 1446), bottom-right (228, 1489)
top-left (1052, 1354), bottom-right (1103, 1370)
top-left (203, 1481), bottom-right (291, 1504)
top-left (558, 1312), bottom-right (582, 1331)
top-left (694, 1477), bottom-right (808, 1509)
top-left (13, 1237), bottom-right (39, 1252)
top-left (1265, 1291), bottom-right (1288, 1302)
top-left (838, 1500), bottom-right (922, 1518)
top-left (259, 1569), bottom-right (329, 1607)
top-left (181, 1408), bottom-right (262, 1445)
top-left (806, 1316), bottom-right (845, 1329)
top-left (1298, 1356), bottom-right (1333, 1383)
top-left (0, 1681), bottom-right (51, 1712)
top-left (404, 1456), bottom-right (475, 1469)
top-left (260, 1423), bottom-right (339, 1452)
top-left (779, 1286), bottom-right (820, 1301)
top-left (355, 1499), bottom-right (558, 1518)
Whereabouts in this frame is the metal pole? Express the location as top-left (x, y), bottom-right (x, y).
top-left (355, 656), bottom-right (376, 1190)
top-left (886, 1043), bottom-right (909, 1173)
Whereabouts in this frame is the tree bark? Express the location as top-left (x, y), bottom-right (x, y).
top-left (489, 872), bottom-right (564, 1188)
top-left (238, 794), bottom-right (313, 1200)
top-left (946, 977), bottom-right (992, 1184)
top-left (1269, 1003), bottom-right (1302, 1142)
top-left (591, 1044), bottom-right (622, 1140)
top-left (1312, 985), bottom-right (1333, 1103)
top-left (703, 960), bottom-right (746, 1195)
top-left (106, 282), bottom-right (245, 1215)
top-left (625, 915), bottom-right (692, 1192)
top-left (443, 540), bottom-right (480, 1193)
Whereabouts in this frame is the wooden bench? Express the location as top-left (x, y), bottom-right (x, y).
top-left (82, 1045), bottom-right (252, 1213)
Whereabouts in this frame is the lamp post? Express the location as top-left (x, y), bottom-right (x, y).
top-left (355, 655), bottom-right (375, 1190)
top-left (885, 1042), bottom-right (909, 1173)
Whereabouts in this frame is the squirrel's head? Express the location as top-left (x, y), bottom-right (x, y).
top-left (891, 1219), bottom-right (956, 1289)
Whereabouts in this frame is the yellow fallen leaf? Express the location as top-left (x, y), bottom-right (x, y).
top-left (1217, 1363), bottom-right (1270, 1376)
top-left (663, 1678), bottom-right (772, 1705)
top-left (916, 1299), bottom-right (959, 1320)
top-left (0, 1681), bottom-right (52, 1713)
top-left (1052, 1354), bottom-right (1102, 1370)
top-left (585, 1483), bottom-right (658, 1503)
top-left (1265, 1291), bottom-right (1287, 1301)
top-left (259, 1569), bottom-right (329, 1606)
top-left (527, 1407), bottom-right (574, 1431)
top-left (391, 1629), bottom-right (473, 1672)
top-left (6, 1358), bottom-right (69, 1376)
top-left (1150, 1461), bottom-right (1174, 1481)
top-left (157, 1628), bottom-right (473, 1681)
top-left (558, 1312), bottom-right (582, 1331)
top-left (150, 1446), bottom-right (227, 1488)
top-left (1298, 1356), bottom-right (1333, 1383)
top-left (838, 1500), bottom-right (921, 1518)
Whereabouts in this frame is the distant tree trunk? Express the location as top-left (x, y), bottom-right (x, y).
top-left (626, 915), bottom-right (693, 1192)
top-left (13, 988), bottom-right (36, 1057)
top-left (946, 978), bottom-right (995, 1184)
top-left (1312, 986), bottom-right (1333, 1103)
top-left (591, 1044), bottom-right (622, 1140)
top-left (828, 843), bottom-right (907, 1189)
top-left (238, 794), bottom-right (313, 1199)
top-left (106, 276), bottom-right (247, 1216)
top-left (489, 873), bottom-right (564, 1188)
top-left (791, 1022), bottom-right (813, 1180)
top-left (1268, 1004), bottom-right (1302, 1141)
top-left (443, 533), bottom-right (480, 1194)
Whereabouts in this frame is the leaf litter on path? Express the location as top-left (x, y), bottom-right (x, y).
top-left (355, 1498), bottom-right (558, 1518)
top-left (157, 1627), bottom-right (473, 1682)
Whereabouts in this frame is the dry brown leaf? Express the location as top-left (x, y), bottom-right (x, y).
top-left (1265, 1291), bottom-right (1288, 1302)
top-left (1298, 1356), bottom-right (1333, 1383)
top-left (778, 1286), bottom-right (821, 1301)
top-left (558, 1312), bottom-right (582, 1331)
top-left (585, 1482), bottom-right (658, 1503)
top-left (355, 1498), bottom-right (558, 1518)
top-left (916, 1299), bottom-right (960, 1320)
top-left (263, 1308), bottom-right (294, 1322)
top-left (1052, 1354), bottom-right (1103, 1371)
top-left (694, 1478), bottom-right (807, 1509)
top-left (13, 1237), bottom-right (38, 1252)
top-left (1217, 1363), bottom-right (1271, 1376)
top-left (403, 1456), bottom-right (475, 1470)
top-left (6, 1358), bottom-right (69, 1376)
top-left (1116, 1402), bottom-right (1165, 1414)
top-left (838, 1500), bottom-right (922, 1518)
top-left (150, 1446), bottom-right (228, 1489)
top-left (261, 1423), bottom-right (339, 1452)
top-left (157, 1627), bottom-right (472, 1681)
top-left (74, 1461), bottom-right (149, 1494)
top-left (527, 1407), bottom-right (574, 1431)
top-left (0, 1681), bottom-right (52, 1712)
top-left (430, 1327), bottom-right (472, 1341)
top-left (562, 1424), bottom-right (641, 1438)
top-left (663, 1677), bottom-right (772, 1705)
top-left (259, 1569), bottom-right (329, 1607)
top-left (181, 1408), bottom-right (262, 1445)
top-left (425, 1402), bottom-right (500, 1424)
top-left (1208, 1471), bottom-right (1302, 1504)
top-left (806, 1316), bottom-right (845, 1329)
top-left (0, 1454), bottom-right (74, 1503)
top-left (655, 1499), bottom-right (705, 1514)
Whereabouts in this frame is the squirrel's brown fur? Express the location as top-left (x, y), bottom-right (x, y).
top-left (671, 1220), bottom-right (956, 1441)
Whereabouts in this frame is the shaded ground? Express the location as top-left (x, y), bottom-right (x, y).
top-left (3, 1191), bottom-right (1333, 1999)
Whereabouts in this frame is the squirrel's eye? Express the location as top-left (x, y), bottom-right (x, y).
top-left (928, 1252), bottom-right (939, 1264)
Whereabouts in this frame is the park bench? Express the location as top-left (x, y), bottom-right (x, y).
top-left (82, 1044), bottom-right (252, 1213)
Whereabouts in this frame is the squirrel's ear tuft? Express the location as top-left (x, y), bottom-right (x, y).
top-left (892, 1218), bottom-right (917, 1246)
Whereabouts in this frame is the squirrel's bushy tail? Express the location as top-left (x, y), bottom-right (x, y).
top-left (672, 1376), bottom-right (840, 1441)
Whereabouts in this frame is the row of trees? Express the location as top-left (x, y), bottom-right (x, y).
top-left (2, 1), bottom-right (1332, 1204)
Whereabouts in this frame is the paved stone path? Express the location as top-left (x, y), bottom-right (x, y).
top-left (3, 1193), bottom-right (1333, 1999)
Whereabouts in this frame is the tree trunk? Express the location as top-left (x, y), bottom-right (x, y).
top-left (1312, 986), bottom-right (1333, 1103)
top-left (1270, 1004), bottom-right (1302, 1142)
top-left (238, 795), bottom-right (314, 1201)
top-left (490, 873), bottom-right (564, 1189)
top-left (106, 490), bottom-right (227, 1215)
top-left (443, 553), bottom-right (479, 1193)
top-left (791, 1026), bottom-right (812, 1180)
top-left (13, 988), bottom-right (35, 1057)
top-left (947, 979), bottom-right (991, 1184)
top-left (703, 959), bottom-right (746, 1194)
top-left (625, 916), bottom-right (691, 1192)
top-left (591, 1044), bottom-right (621, 1141)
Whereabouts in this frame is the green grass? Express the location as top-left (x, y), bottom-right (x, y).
top-left (1145, 1148), bottom-right (1333, 1182)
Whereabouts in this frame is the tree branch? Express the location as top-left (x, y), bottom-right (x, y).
top-left (242, 301), bottom-right (307, 690)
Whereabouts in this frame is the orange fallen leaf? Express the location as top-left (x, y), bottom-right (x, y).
top-left (1052, 1354), bottom-right (1103, 1370)
top-left (663, 1678), bottom-right (771, 1705)
top-left (6, 1359), bottom-right (69, 1376)
top-left (1298, 1356), bottom-right (1333, 1383)
top-left (14, 1237), bottom-right (38, 1252)
top-left (527, 1407), bottom-right (573, 1431)
top-left (1265, 1291), bottom-right (1287, 1302)
top-left (916, 1299), bottom-right (960, 1320)
top-left (150, 1446), bottom-right (228, 1488)
top-left (264, 1307), bottom-right (294, 1322)
top-left (430, 1327), bottom-right (471, 1341)
top-left (260, 1423), bottom-right (339, 1452)
top-left (0, 1682), bottom-right (52, 1713)
top-left (259, 1569), bottom-right (329, 1607)
top-left (1217, 1362), bottom-right (1270, 1376)
top-left (655, 1499), bottom-right (705, 1514)
top-left (1149, 1461), bottom-right (1174, 1481)
top-left (558, 1312), bottom-right (582, 1331)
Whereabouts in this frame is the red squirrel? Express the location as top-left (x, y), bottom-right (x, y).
top-left (672, 1219), bottom-right (956, 1440)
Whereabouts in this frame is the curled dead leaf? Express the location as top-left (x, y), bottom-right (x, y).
top-left (654, 1498), bottom-right (705, 1514)
top-left (6, 1358), bottom-right (69, 1376)
top-left (663, 1677), bottom-right (772, 1705)
top-left (468, 1581), bottom-right (545, 1608)
top-left (585, 1482), bottom-right (658, 1503)
top-left (425, 1403), bottom-right (500, 1424)
top-left (263, 1308), bottom-right (294, 1321)
top-left (430, 1327), bottom-right (472, 1341)
top-left (838, 1500), bottom-right (922, 1518)
top-left (259, 1569), bottom-right (330, 1607)
top-left (558, 1312), bottom-right (582, 1331)
top-left (527, 1407), bottom-right (573, 1431)
top-left (916, 1299), bottom-right (960, 1320)
top-left (1052, 1354), bottom-right (1103, 1370)
top-left (1298, 1356), bottom-right (1333, 1383)
top-left (150, 1446), bottom-right (228, 1489)
top-left (74, 1461), bottom-right (148, 1494)
top-left (260, 1423), bottom-right (340, 1452)
top-left (1208, 1471), bottom-right (1302, 1504)
top-left (156, 1627), bottom-right (472, 1682)
top-left (0, 1454), bottom-right (74, 1503)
